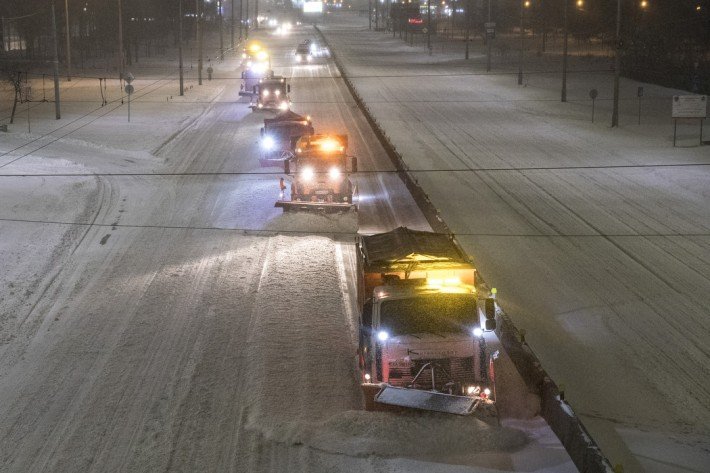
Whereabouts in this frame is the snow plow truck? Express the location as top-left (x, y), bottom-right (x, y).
top-left (275, 134), bottom-right (357, 212)
top-left (259, 111), bottom-right (314, 168)
top-left (250, 76), bottom-right (291, 111)
top-left (358, 227), bottom-right (497, 416)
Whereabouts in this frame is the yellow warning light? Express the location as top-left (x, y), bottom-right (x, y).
top-left (426, 277), bottom-right (462, 287)
top-left (248, 41), bottom-right (263, 53)
top-left (320, 139), bottom-right (341, 152)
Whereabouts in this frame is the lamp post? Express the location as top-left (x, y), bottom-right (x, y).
top-left (64, 0), bottom-right (71, 80)
top-left (561, 0), bottom-right (569, 101)
top-left (486, 0), bottom-right (492, 72)
top-left (179, 0), bottom-right (184, 95)
top-left (611, 0), bottom-right (621, 127)
top-left (427, 0), bottom-right (432, 53)
top-left (118, 0), bottom-right (125, 78)
top-left (518, 0), bottom-right (529, 85)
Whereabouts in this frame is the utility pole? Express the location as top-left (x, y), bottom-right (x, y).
top-left (118, 0), bottom-right (125, 78)
top-left (64, 0), bottom-right (71, 80)
top-left (51, 1), bottom-right (61, 119)
top-left (219, 0), bottom-right (224, 59)
top-left (370, 0), bottom-right (377, 30)
top-left (239, 0), bottom-right (243, 39)
top-left (464, 0), bottom-right (470, 59)
top-left (255, 0), bottom-right (259, 29)
top-left (245, 0), bottom-right (249, 39)
top-left (426, 0), bottom-right (431, 53)
top-left (518, 0), bottom-right (525, 85)
top-left (197, 0), bottom-right (203, 85)
top-left (179, 0), bottom-right (184, 95)
top-left (486, 0), bottom-right (492, 72)
top-left (611, 0), bottom-right (621, 127)
top-left (561, 0), bottom-right (568, 102)
top-left (231, 0), bottom-right (235, 49)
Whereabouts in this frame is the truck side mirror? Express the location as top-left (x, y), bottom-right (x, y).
top-left (484, 298), bottom-right (496, 331)
top-left (284, 159), bottom-right (290, 175)
top-left (351, 156), bottom-right (358, 173)
top-left (252, 85), bottom-right (256, 94)
top-left (287, 84), bottom-right (291, 93)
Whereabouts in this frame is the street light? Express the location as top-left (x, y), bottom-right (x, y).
top-left (562, 0), bottom-right (584, 102)
top-left (518, 0), bottom-right (530, 85)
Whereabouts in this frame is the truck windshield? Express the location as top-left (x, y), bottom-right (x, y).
top-left (380, 294), bottom-right (477, 336)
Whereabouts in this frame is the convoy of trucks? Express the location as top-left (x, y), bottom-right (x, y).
top-left (242, 37), bottom-right (496, 417)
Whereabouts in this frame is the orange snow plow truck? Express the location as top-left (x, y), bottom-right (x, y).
top-left (357, 227), bottom-right (497, 416)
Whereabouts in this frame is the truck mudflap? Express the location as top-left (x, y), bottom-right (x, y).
top-left (374, 385), bottom-right (481, 416)
top-left (275, 200), bottom-right (357, 212)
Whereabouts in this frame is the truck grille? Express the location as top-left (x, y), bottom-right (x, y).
top-left (387, 357), bottom-right (475, 391)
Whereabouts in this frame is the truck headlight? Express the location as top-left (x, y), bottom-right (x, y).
top-left (296, 55), bottom-right (302, 62)
top-left (263, 89), bottom-right (269, 97)
top-left (301, 166), bottom-right (314, 181)
top-left (279, 101), bottom-right (289, 110)
top-left (377, 330), bottom-right (389, 342)
top-left (329, 167), bottom-right (340, 179)
top-left (307, 54), bottom-right (313, 62)
top-left (472, 327), bottom-right (483, 338)
top-left (275, 89), bottom-right (281, 96)
top-left (262, 136), bottom-right (275, 150)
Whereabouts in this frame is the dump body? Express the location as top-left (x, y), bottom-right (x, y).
top-left (275, 134), bottom-right (357, 212)
top-left (357, 227), bottom-right (495, 415)
top-left (259, 111), bottom-right (314, 168)
top-left (251, 77), bottom-right (291, 111)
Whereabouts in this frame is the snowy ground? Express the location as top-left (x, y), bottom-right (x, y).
top-left (0, 17), bottom-right (576, 473)
top-left (319, 12), bottom-right (710, 473)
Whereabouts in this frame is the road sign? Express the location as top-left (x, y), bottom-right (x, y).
top-left (485, 22), bottom-right (496, 39)
top-left (637, 86), bottom-right (644, 97)
top-left (422, 27), bottom-right (428, 34)
top-left (589, 88), bottom-right (598, 99)
top-left (125, 84), bottom-right (134, 95)
top-left (672, 95), bottom-right (707, 118)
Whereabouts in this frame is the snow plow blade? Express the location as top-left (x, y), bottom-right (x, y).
top-left (375, 385), bottom-right (479, 416)
top-left (275, 201), bottom-right (356, 212)
top-left (259, 157), bottom-right (288, 168)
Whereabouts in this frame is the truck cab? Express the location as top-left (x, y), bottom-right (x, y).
top-left (295, 43), bottom-right (312, 63)
top-left (251, 77), bottom-right (290, 111)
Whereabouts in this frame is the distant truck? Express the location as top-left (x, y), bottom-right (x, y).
top-left (357, 227), bottom-right (497, 415)
top-left (294, 42), bottom-right (313, 63)
top-left (250, 76), bottom-right (291, 111)
top-left (259, 111), bottom-right (314, 168)
top-left (275, 134), bottom-right (357, 212)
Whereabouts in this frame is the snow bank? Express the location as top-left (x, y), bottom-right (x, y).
top-left (247, 410), bottom-right (528, 459)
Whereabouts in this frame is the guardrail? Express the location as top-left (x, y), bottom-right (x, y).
top-left (315, 24), bottom-right (615, 473)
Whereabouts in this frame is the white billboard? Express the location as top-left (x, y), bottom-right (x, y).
top-left (672, 95), bottom-right (707, 119)
top-left (303, 1), bottom-right (323, 13)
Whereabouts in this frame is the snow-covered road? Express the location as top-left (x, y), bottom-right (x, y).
top-left (319, 13), bottom-right (710, 473)
top-left (0, 23), bottom-right (574, 473)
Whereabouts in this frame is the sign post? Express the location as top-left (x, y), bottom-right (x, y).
top-left (589, 89), bottom-right (598, 123)
top-left (672, 95), bottom-right (707, 146)
top-left (124, 72), bottom-right (135, 123)
top-left (637, 86), bottom-right (643, 125)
